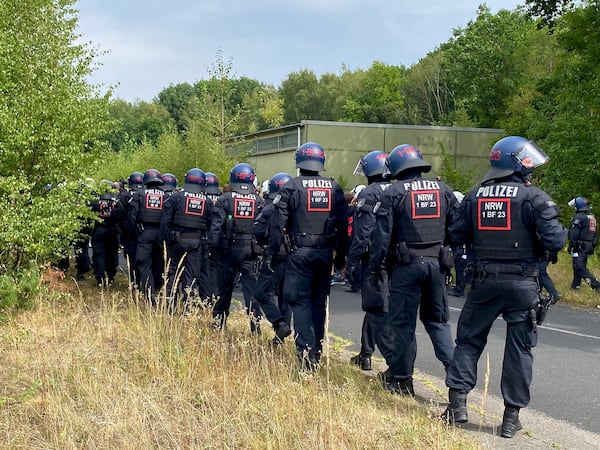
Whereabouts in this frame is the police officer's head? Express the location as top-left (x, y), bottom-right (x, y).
top-left (229, 163), bottom-right (256, 194)
top-left (205, 172), bottom-right (220, 195)
top-left (183, 168), bottom-right (206, 194)
top-left (269, 172), bottom-right (292, 196)
top-left (354, 150), bottom-right (388, 182)
top-left (161, 173), bottom-right (178, 192)
top-left (482, 136), bottom-right (549, 184)
top-left (383, 144), bottom-right (431, 180)
top-left (570, 196), bottom-right (591, 212)
top-left (143, 168), bottom-right (164, 188)
top-left (128, 172), bottom-right (144, 191)
top-left (295, 142), bottom-right (326, 173)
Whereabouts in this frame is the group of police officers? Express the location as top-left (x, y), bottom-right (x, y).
top-left (85, 135), bottom-right (600, 439)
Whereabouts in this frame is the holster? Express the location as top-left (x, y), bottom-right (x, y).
top-left (439, 245), bottom-right (454, 271)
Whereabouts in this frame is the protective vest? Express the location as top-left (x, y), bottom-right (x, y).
top-left (173, 191), bottom-right (209, 230)
top-left (572, 212), bottom-right (597, 243)
top-left (229, 192), bottom-right (259, 236)
top-left (471, 181), bottom-right (537, 259)
top-left (394, 178), bottom-right (446, 245)
top-left (98, 193), bottom-right (116, 220)
top-left (139, 188), bottom-right (164, 224)
top-left (288, 176), bottom-right (334, 236)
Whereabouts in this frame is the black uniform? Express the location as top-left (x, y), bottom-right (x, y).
top-left (346, 180), bottom-right (395, 366)
top-left (90, 191), bottom-right (125, 285)
top-left (211, 190), bottom-right (264, 330)
top-left (130, 185), bottom-right (165, 302)
top-left (568, 209), bottom-right (600, 289)
top-left (161, 188), bottom-right (212, 307)
top-left (368, 176), bottom-right (458, 391)
top-left (206, 192), bottom-right (221, 300)
top-left (253, 197), bottom-right (291, 338)
top-left (269, 175), bottom-right (348, 365)
top-left (446, 175), bottom-right (567, 410)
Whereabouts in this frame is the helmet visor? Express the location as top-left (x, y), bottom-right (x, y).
top-left (353, 158), bottom-right (366, 177)
top-left (514, 141), bottom-right (549, 168)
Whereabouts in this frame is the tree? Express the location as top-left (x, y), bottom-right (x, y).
top-left (525, 0), bottom-right (579, 29)
top-left (0, 0), bottom-right (112, 275)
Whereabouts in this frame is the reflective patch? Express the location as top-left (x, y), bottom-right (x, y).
top-left (373, 201), bottom-right (381, 214)
top-left (273, 194), bottom-right (281, 205)
top-left (357, 198), bottom-right (366, 209)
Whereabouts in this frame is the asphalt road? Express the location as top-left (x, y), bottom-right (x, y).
top-left (328, 284), bottom-right (600, 435)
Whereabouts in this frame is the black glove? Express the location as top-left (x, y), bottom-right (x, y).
top-left (264, 255), bottom-right (275, 273)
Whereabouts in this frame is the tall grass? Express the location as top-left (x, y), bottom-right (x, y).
top-left (0, 276), bottom-right (478, 449)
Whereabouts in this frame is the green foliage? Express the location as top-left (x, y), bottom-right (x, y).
top-left (0, 263), bottom-right (41, 318)
top-left (336, 174), bottom-right (349, 192)
top-left (0, 0), bottom-right (111, 273)
top-left (438, 145), bottom-right (477, 193)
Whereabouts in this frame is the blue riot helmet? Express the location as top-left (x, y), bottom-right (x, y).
top-left (383, 144), bottom-right (431, 179)
top-left (205, 172), bottom-right (220, 195)
top-left (128, 172), bottom-right (144, 191)
top-left (295, 142), bottom-right (326, 172)
top-left (353, 150), bottom-right (388, 177)
top-left (161, 173), bottom-right (178, 192)
top-left (482, 136), bottom-right (549, 183)
top-left (143, 168), bottom-right (164, 187)
top-left (269, 172), bottom-right (292, 195)
top-left (183, 168), bottom-right (206, 194)
top-left (571, 196), bottom-right (591, 212)
top-left (229, 163), bottom-right (256, 194)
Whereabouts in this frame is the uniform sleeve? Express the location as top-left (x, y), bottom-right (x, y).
top-left (443, 184), bottom-right (460, 244)
top-left (367, 188), bottom-right (394, 273)
top-left (347, 189), bottom-right (375, 264)
top-left (530, 189), bottom-right (568, 253)
top-left (209, 195), bottom-right (227, 251)
top-left (448, 192), bottom-right (475, 246)
top-left (268, 186), bottom-right (291, 256)
top-left (331, 184), bottom-right (349, 259)
top-left (253, 203), bottom-right (273, 246)
top-left (160, 194), bottom-right (175, 241)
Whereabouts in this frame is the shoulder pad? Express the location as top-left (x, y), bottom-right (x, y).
top-left (530, 189), bottom-right (560, 220)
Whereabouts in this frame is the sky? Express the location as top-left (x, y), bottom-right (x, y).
top-left (76, 0), bottom-right (525, 102)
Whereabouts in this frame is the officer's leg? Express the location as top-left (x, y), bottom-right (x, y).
top-left (571, 255), bottom-right (583, 288)
top-left (165, 241), bottom-right (184, 299)
top-left (420, 261), bottom-right (454, 369)
top-left (182, 241), bottom-right (203, 300)
top-left (275, 260), bottom-right (291, 325)
top-left (309, 248), bottom-right (333, 360)
top-left (91, 227), bottom-right (107, 284)
top-left (151, 239), bottom-right (165, 293)
top-left (212, 251), bottom-right (239, 327)
top-left (360, 312), bottom-right (376, 357)
top-left (387, 263), bottom-right (423, 378)
top-left (136, 235), bottom-right (155, 301)
top-left (255, 263), bottom-right (284, 326)
top-left (283, 248), bottom-right (315, 357)
top-left (445, 280), bottom-right (502, 393)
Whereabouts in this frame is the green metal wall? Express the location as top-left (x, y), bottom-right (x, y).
top-left (244, 120), bottom-right (504, 190)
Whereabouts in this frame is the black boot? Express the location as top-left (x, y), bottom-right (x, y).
top-left (441, 389), bottom-right (468, 424)
top-left (500, 406), bottom-right (522, 438)
top-left (350, 354), bottom-right (372, 371)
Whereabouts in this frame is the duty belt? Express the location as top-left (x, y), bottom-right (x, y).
top-left (475, 263), bottom-right (539, 278)
top-left (291, 233), bottom-right (328, 248)
top-left (231, 233), bottom-right (254, 240)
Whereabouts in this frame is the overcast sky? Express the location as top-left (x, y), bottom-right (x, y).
top-left (76, 0), bottom-right (524, 102)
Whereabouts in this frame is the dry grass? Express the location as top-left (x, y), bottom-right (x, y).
top-left (0, 274), bottom-right (478, 449)
top-left (545, 253), bottom-right (600, 309)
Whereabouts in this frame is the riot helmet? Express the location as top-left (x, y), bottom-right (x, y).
top-left (269, 172), bottom-right (292, 195)
top-left (161, 173), bottom-right (178, 192)
top-left (128, 172), bottom-right (144, 191)
top-left (295, 142), bottom-right (326, 172)
top-left (205, 172), bottom-right (220, 195)
top-left (353, 150), bottom-right (388, 177)
top-left (482, 136), bottom-right (549, 183)
top-left (183, 168), bottom-right (206, 194)
top-left (229, 163), bottom-right (256, 194)
top-left (383, 144), bottom-right (431, 179)
top-left (570, 196), bottom-right (591, 212)
top-left (143, 168), bottom-right (164, 187)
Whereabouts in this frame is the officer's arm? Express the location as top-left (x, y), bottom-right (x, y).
top-left (160, 195), bottom-right (175, 241)
top-left (443, 186), bottom-right (460, 244)
top-left (268, 187), bottom-right (291, 256)
top-left (448, 195), bottom-right (474, 246)
top-left (253, 205), bottom-right (272, 245)
top-left (209, 197), bottom-right (227, 252)
top-left (333, 185), bottom-right (349, 260)
top-left (347, 191), bottom-right (374, 265)
top-left (530, 190), bottom-right (568, 253)
top-left (367, 190), bottom-right (394, 273)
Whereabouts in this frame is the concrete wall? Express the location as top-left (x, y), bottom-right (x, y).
top-left (242, 120), bottom-right (504, 190)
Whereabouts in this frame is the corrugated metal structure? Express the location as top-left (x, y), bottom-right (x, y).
top-left (228, 120), bottom-right (505, 188)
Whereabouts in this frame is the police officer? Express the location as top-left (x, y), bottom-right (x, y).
top-left (442, 136), bottom-right (567, 438)
top-left (119, 172), bottom-right (144, 285)
top-left (253, 172), bottom-right (293, 345)
top-left (211, 163), bottom-right (264, 333)
top-left (161, 168), bottom-right (212, 310)
top-left (346, 151), bottom-right (395, 371)
top-left (367, 144), bottom-right (458, 396)
top-left (90, 186), bottom-right (125, 286)
top-left (268, 142), bottom-right (348, 370)
top-left (567, 196), bottom-right (600, 290)
top-left (129, 169), bottom-right (165, 304)
top-left (161, 173), bottom-right (178, 195)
